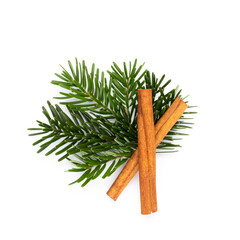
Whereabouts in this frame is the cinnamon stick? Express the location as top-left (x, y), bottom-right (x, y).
top-left (107, 97), bottom-right (188, 201)
top-left (138, 89), bottom-right (157, 214)
top-left (138, 93), bottom-right (151, 214)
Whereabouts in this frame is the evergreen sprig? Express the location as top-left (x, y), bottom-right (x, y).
top-left (28, 59), bottom-right (196, 186)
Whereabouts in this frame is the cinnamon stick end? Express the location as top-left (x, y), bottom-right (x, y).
top-left (141, 211), bottom-right (151, 215)
top-left (151, 207), bottom-right (158, 213)
top-left (106, 189), bottom-right (118, 201)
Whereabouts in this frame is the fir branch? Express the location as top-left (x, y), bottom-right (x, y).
top-left (28, 59), bottom-right (197, 186)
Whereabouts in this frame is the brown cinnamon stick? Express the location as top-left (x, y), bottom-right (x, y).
top-left (107, 97), bottom-right (188, 201)
top-left (138, 89), bottom-right (156, 214)
top-left (137, 93), bottom-right (151, 214)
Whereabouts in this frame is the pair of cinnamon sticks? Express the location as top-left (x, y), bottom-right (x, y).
top-left (107, 91), bottom-right (188, 215)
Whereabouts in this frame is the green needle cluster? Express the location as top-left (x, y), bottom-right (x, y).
top-left (28, 59), bottom-right (197, 187)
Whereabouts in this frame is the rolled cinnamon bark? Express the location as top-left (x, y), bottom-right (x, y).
top-left (138, 89), bottom-right (157, 214)
top-left (138, 90), bottom-right (153, 214)
top-left (107, 97), bottom-right (188, 201)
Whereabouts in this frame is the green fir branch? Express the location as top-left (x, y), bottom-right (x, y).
top-left (28, 59), bottom-right (197, 187)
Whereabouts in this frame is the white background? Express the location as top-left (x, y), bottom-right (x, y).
top-left (1, 0), bottom-right (240, 239)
